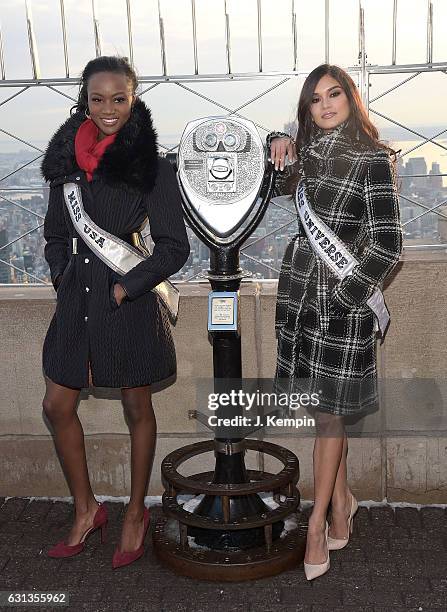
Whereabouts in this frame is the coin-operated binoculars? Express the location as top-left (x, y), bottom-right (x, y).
top-left (178, 116), bottom-right (274, 387)
top-left (178, 116), bottom-right (272, 286)
top-left (153, 117), bottom-right (302, 581)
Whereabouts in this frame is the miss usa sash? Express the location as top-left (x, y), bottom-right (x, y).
top-left (63, 182), bottom-right (179, 321)
top-left (294, 182), bottom-right (389, 336)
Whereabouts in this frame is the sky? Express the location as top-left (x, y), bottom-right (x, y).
top-left (0, 0), bottom-right (446, 158)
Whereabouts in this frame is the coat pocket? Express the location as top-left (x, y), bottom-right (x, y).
top-left (109, 271), bottom-right (124, 311)
top-left (56, 259), bottom-right (74, 297)
top-left (109, 282), bottom-right (119, 310)
top-left (321, 294), bottom-right (351, 336)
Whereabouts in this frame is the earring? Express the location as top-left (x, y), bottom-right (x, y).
top-left (85, 108), bottom-right (91, 119)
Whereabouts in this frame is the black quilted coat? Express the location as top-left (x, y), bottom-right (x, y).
top-left (41, 99), bottom-right (190, 388)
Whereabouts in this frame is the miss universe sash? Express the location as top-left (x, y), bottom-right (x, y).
top-left (294, 182), bottom-right (389, 336)
top-left (63, 182), bottom-right (179, 321)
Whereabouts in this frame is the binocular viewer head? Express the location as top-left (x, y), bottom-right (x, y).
top-left (178, 116), bottom-right (267, 241)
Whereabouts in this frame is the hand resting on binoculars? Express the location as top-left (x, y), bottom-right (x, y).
top-left (268, 136), bottom-right (297, 172)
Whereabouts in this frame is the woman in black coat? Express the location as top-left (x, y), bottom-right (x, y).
top-left (41, 56), bottom-right (189, 568)
top-left (269, 64), bottom-right (402, 580)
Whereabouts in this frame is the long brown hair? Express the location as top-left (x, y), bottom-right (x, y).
top-left (286, 64), bottom-right (394, 193)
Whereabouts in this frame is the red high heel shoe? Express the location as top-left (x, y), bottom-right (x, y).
top-left (112, 507), bottom-right (150, 569)
top-left (47, 503), bottom-right (108, 558)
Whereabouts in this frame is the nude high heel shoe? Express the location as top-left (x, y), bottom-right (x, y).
top-left (304, 521), bottom-right (330, 581)
top-left (327, 493), bottom-right (358, 551)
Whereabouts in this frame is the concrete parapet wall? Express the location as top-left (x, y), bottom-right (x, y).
top-left (1, 257), bottom-right (446, 503)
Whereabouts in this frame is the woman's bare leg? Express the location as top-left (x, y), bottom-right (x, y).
top-left (42, 376), bottom-right (99, 544)
top-left (328, 433), bottom-right (353, 539)
top-left (118, 385), bottom-right (156, 552)
top-left (305, 411), bottom-right (345, 564)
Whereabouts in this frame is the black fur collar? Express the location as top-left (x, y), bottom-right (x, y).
top-left (41, 98), bottom-right (158, 193)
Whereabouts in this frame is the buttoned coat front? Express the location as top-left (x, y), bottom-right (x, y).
top-left (41, 100), bottom-right (190, 389)
top-left (273, 126), bottom-right (403, 414)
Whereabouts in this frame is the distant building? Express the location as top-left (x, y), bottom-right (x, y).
top-left (429, 162), bottom-right (443, 190)
top-left (406, 157), bottom-right (427, 189)
top-left (397, 158), bottom-right (406, 175)
top-left (0, 228), bottom-right (11, 284)
top-left (437, 204), bottom-right (447, 243)
top-left (10, 255), bottom-right (25, 283)
top-left (23, 251), bottom-right (35, 279)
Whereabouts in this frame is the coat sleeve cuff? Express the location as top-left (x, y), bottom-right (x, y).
top-left (53, 274), bottom-right (63, 291)
top-left (266, 131), bottom-right (292, 151)
top-left (118, 277), bottom-right (148, 301)
top-left (51, 266), bottom-right (67, 291)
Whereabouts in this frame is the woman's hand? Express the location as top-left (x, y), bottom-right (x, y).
top-left (54, 274), bottom-right (63, 291)
top-left (113, 283), bottom-right (127, 307)
top-left (269, 137), bottom-right (297, 172)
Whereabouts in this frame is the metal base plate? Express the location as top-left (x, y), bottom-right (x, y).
top-left (152, 516), bottom-right (306, 582)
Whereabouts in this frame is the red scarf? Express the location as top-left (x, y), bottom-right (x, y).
top-left (75, 118), bottom-right (116, 181)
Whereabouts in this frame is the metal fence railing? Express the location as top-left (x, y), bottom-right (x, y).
top-left (0, 0), bottom-right (446, 284)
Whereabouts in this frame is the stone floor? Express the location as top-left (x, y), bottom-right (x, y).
top-left (0, 498), bottom-right (446, 611)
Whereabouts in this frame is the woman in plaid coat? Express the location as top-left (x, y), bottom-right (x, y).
top-left (269, 64), bottom-right (402, 580)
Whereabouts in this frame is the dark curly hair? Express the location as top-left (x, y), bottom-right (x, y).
top-left (71, 56), bottom-right (138, 115)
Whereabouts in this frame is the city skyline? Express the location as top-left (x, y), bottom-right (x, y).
top-left (1, 1), bottom-right (447, 150)
top-left (1, 0), bottom-right (446, 284)
top-left (1, 142), bottom-right (446, 285)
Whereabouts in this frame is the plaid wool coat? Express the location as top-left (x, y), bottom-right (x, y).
top-left (271, 124), bottom-right (403, 415)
